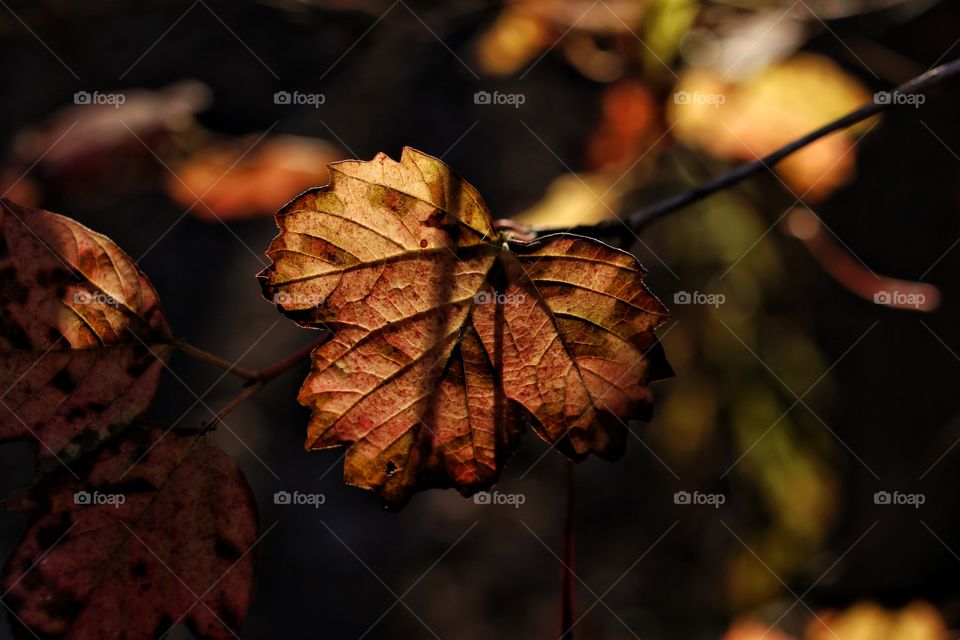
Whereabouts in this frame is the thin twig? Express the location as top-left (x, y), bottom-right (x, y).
top-left (176, 340), bottom-right (259, 380)
top-left (258, 335), bottom-right (327, 381)
top-left (561, 459), bottom-right (576, 639)
top-left (551, 56), bottom-right (960, 238)
top-left (190, 334), bottom-right (327, 429)
top-left (202, 380), bottom-right (266, 429)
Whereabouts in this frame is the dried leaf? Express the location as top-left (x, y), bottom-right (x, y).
top-left (0, 199), bottom-right (173, 464)
top-left (1, 426), bottom-right (259, 640)
top-left (260, 147), bottom-right (671, 507)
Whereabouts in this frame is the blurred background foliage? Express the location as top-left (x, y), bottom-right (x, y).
top-left (1, 0), bottom-right (959, 638)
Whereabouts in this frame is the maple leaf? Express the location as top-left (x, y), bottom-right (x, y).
top-left (0, 199), bottom-right (173, 464)
top-left (260, 147), bottom-right (671, 507)
top-left (1, 425), bottom-right (259, 640)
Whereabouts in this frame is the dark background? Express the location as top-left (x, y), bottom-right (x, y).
top-left (1, 0), bottom-right (959, 638)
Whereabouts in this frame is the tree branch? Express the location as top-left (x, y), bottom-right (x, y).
top-left (553, 56), bottom-right (960, 238)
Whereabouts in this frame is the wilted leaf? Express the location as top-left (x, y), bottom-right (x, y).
top-left (260, 147), bottom-right (671, 507)
top-left (1, 425), bottom-right (259, 640)
top-left (0, 199), bottom-right (173, 464)
top-left (167, 135), bottom-right (341, 221)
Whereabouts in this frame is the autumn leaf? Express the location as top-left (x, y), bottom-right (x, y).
top-left (260, 147), bottom-right (671, 507)
top-left (1, 425), bottom-right (259, 640)
top-left (0, 199), bottom-right (173, 465)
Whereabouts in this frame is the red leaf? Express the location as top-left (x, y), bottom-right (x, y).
top-left (1, 425), bottom-right (259, 640)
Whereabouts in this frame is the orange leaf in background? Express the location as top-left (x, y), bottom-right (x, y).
top-left (259, 147), bottom-right (671, 507)
top-left (168, 135), bottom-right (341, 221)
top-left (0, 199), bottom-right (173, 465)
top-left (724, 619), bottom-right (796, 640)
top-left (0, 168), bottom-right (40, 208)
top-left (668, 54), bottom-right (874, 202)
top-left (586, 80), bottom-right (660, 170)
top-left (1, 426), bottom-right (258, 640)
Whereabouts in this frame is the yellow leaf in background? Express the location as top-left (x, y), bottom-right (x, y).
top-left (669, 54), bottom-right (874, 201)
top-left (807, 601), bottom-right (948, 640)
top-left (512, 171), bottom-right (625, 228)
top-left (474, 0), bottom-right (650, 77)
top-left (474, 7), bottom-right (551, 76)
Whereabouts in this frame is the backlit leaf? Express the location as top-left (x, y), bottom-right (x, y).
top-left (260, 147), bottom-right (671, 507)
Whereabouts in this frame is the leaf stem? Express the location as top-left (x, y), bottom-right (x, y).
top-left (257, 335), bottom-right (327, 381)
top-left (176, 340), bottom-right (260, 380)
top-left (552, 56), bottom-right (960, 237)
top-left (182, 333), bottom-right (328, 429)
top-left (561, 459), bottom-right (576, 639)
